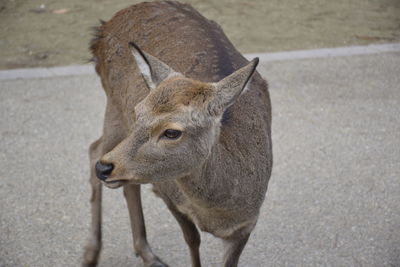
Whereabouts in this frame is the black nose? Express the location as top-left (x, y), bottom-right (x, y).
top-left (95, 161), bottom-right (114, 181)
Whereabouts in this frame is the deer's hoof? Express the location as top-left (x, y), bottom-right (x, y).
top-left (150, 263), bottom-right (168, 267)
top-left (148, 257), bottom-right (169, 267)
top-left (82, 244), bottom-right (100, 267)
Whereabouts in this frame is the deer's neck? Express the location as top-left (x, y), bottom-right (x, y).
top-left (175, 142), bottom-right (235, 209)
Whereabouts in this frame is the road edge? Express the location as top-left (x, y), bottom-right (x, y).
top-left (1, 43), bottom-right (399, 81)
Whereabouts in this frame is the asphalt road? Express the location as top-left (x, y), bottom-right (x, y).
top-left (0, 46), bottom-right (399, 266)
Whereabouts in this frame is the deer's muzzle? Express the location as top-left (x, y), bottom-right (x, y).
top-left (95, 161), bottom-right (114, 181)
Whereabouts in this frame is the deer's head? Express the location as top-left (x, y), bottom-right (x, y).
top-left (96, 42), bottom-right (258, 188)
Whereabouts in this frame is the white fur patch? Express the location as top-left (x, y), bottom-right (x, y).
top-left (241, 79), bottom-right (252, 95)
top-left (131, 49), bottom-right (155, 89)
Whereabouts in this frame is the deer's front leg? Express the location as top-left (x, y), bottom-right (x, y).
top-left (163, 199), bottom-right (201, 267)
top-left (222, 233), bottom-right (250, 267)
top-left (123, 184), bottom-right (168, 267)
top-left (82, 138), bottom-right (103, 267)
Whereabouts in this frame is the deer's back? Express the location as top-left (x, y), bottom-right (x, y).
top-left (91, 1), bottom-right (269, 117)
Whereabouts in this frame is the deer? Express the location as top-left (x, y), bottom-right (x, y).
top-left (82, 1), bottom-right (272, 267)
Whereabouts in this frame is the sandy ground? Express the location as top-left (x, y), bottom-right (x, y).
top-left (0, 0), bottom-right (399, 69)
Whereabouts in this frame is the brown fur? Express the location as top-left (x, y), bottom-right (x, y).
top-left (148, 77), bottom-right (214, 114)
top-left (83, 2), bottom-right (272, 267)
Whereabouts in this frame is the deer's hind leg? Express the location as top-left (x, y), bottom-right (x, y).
top-left (82, 137), bottom-right (104, 267)
top-left (82, 102), bottom-right (127, 266)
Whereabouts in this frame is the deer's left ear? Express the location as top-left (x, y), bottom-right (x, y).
top-left (129, 42), bottom-right (181, 90)
top-left (208, 58), bottom-right (259, 116)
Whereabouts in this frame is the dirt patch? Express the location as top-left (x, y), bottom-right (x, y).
top-left (0, 0), bottom-right (399, 69)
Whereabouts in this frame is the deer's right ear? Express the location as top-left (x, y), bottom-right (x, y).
top-left (129, 42), bottom-right (180, 90)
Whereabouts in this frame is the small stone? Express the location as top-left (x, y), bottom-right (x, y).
top-left (34, 52), bottom-right (48, 60)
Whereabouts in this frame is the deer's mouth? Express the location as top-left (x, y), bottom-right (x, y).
top-left (103, 179), bottom-right (127, 189)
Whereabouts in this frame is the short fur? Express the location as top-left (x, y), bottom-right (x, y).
top-left (83, 1), bottom-right (272, 267)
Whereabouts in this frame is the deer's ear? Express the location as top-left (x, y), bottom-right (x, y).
top-left (129, 42), bottom-right (180, 89)
top-left (208, 58), bottom-right (259, 116)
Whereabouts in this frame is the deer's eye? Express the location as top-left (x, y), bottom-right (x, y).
top-left (163, 129), bottom-right (182, 140)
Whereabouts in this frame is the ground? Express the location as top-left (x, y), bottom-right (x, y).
top-left (1, 1), bottom-right (400, 266)
top-left (1, 47), bottom-right (399, 266)
top-left (1, 0), bottom-right (399, 69)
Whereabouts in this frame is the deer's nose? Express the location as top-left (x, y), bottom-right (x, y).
top-left (95, 161), bottom-right (114, 181)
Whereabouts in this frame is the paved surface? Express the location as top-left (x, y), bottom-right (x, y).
top-left (1, 48), bottom-right (399, 267)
